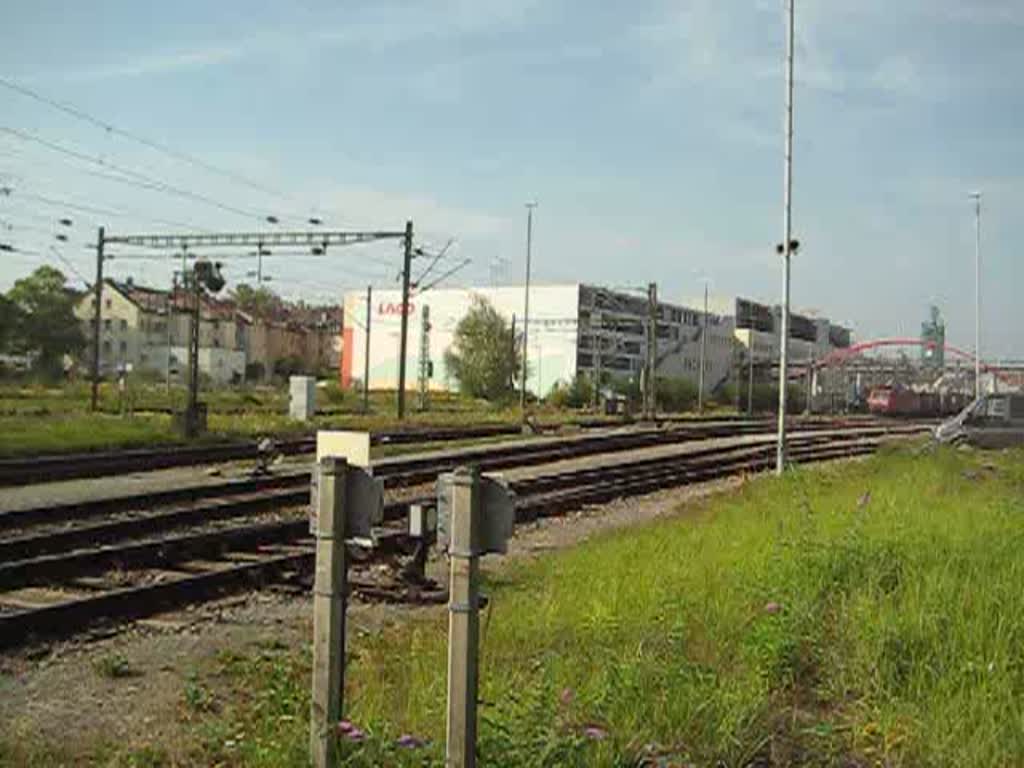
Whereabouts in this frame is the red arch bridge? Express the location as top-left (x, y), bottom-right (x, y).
top-left (808, 338), bottom-right (1012, 385)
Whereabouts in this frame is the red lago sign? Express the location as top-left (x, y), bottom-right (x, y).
top-left (378, 301), bottom-right (415, 316)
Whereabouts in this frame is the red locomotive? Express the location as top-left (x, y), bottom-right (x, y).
top-left (867, 386), bottom-right (970, 417)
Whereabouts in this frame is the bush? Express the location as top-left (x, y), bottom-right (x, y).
top-left (547, 375), bottom-right (593, 409)
top-left (245, 361), bottom-right (266, 382)
top-left (736, 383), bottom-right (807, 414)
top-left (655, 376), bottom-right (698, 412)
top-left (273, 355), bottom-right (307, 381)
top-left (607, 374), bottom-right (640, 407)
top-left (712, 383), bottom-right (738, 408)
top-left (320, 380), bottom-right (346, 406)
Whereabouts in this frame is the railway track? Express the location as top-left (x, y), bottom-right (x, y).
top-left (0, 415), bottom-right (887, 488)
top-left (0, 423), bottom-right (527, 487)
top-left (0, 422), bottom-right (927, 650)
top-left (0, 416), bottom-right (893, 542)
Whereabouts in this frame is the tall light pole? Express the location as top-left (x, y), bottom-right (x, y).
top-left (520, 202), bottom-right (537, 421)
top-left (776, 0), bottom-right (796, 475)
top-left (698, 279), bottom-right (709, 412)
top-left (969, 191), bottom-right (982, 398)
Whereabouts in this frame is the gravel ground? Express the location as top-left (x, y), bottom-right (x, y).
top-left (0, 423), bottom-right (872, 515)
top-left (0, 426), bottom-right (623, 514)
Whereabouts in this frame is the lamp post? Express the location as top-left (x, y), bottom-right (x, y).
top-left (969, 191), bottom-right (982, 398)
top-left (520, 202), bottom-right (537, 423)
top-left (776, 0), bottom-right (796, 475)
top-left (697, 279), bottom-right (709, 412)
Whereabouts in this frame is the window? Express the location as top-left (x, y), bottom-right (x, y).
top-left (105, 298), bottom-right (112, 309)
top-left (103, 319), bottom-right (111, 331)
top-left (102, 340), bottom-right (111, 354)
top-left (119, 341), bottom-right (127, 355)
top-left (120, 319), bottom-right (128, 332)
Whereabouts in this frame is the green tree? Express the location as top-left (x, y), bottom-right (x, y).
top-left (547, 375), bottom-right (594, 408)
top-left (232, 283), bottom-right (281, 319)
top-left (655, 376), bottom-right (699, 412)
top-left (0, 293), bottom-right (23, 353)
top-left (444, 297), bottom-right (520, 401)
top-left (6, 266), bottom-right (84, 376)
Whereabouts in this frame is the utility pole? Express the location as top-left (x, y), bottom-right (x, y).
top-left (698, 281), bottom-right (708, 412)
top-left (520, 202), bottom-right (536, 422)
top-left (509, 314), bottom-right (517, 391)
top-left (188, 267), bottom-right (201, 424)
top-left (397, 220), bottom-right (413, 420)
top-left (166, 271), bottom-right (176, 393)
top-left (417, 305), bottom-right (431, 411)
top-left (363, 285), bottom-right (372, 413)
top-left (646, 283), bottom-right (658, 419)
top-left (969, 191), bottom-right (982, 398)
top-left (592, 311), bottom-right (602, 410)
top-left (776, 0), bottom-right (795, 475)
top-left (748, 343), bottom-right (755, 415)
top-left (90, 226), bottom-right (105, 412)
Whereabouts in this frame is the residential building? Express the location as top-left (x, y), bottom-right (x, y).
top-left (74, 279), bottom-right (338, 385)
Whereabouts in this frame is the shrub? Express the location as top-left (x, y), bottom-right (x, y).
top-left (655, 376), bottom-right (698, 412)
top-left (547, 375), bottom-right (594, 408)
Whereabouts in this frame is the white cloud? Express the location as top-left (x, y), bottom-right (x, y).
top-left (871, 55), bottom-right (920, 94)
top-left (21, 0), bottom-right (541, 84)
top-left (940, 2), bottom-right (1024, 26)
top-left (30, 45), bottom-right (247, 83)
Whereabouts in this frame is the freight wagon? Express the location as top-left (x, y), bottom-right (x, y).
top-left (867, 386), bottom-right (970, 417)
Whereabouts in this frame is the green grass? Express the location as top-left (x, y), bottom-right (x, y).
top-left (321, 444), bottom-right (1024, 767)
top-left (11, 444), bottom-right (1020, 766)
top-left (0, 380), bottom-right (621, 457)
top-left (0, 413), bottom-right (183, 456)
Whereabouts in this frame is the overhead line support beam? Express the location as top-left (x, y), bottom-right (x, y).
top-left (102, 230), bottom-right (406, 249)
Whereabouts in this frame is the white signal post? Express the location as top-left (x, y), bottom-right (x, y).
top-left (969, 191), bottom-right (982, 399)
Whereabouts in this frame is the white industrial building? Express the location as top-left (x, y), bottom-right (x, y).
top-left (732, 297), bottom-right (852, 368)
top-left (341, 283), bottom-right (736, 396)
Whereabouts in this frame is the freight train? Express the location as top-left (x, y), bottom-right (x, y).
top-left (866, 385), bottom-right (971, 417)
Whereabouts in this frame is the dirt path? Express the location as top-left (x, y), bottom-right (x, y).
top-left (0, 474), bottom-right (744, 761)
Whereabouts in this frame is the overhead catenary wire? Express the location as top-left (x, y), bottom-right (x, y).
top-left (412, 238), bottom-right (454, 286)
top-left (0, 125), bottom-right (266, 221)
top-left (45, 245), bottom-right (90, 286)
top-left (414, 257), bottom-right (472, 295)
top-left (0, 76), bottom-right (336, 226)
top-left (1, 183), bottom-right (212, 233)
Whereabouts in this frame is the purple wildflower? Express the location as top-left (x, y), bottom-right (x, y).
top-left (336, 721), bottom-right (366, 742)
top-left (559, 687), bottom-right (574, 705)
top-left (396, 734), bottom-right (425, 749)
top-left (763, 601), bottom-right (782, 615)
top-left (583, 725), bottom-right (607, 741)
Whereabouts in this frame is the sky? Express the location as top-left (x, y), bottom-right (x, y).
top-left (1, 0), bottom-right (1021, 358)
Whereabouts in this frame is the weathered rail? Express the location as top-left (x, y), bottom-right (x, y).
top-left (0, 424), bottom-right (925, 649)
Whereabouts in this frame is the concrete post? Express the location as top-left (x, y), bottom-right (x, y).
top-left (748, 343), bottom-right (755, 416)
top-left (310, 457), bottom-right (348, 768)
top-left (446, 466), bottom-right (481, 768)
top-left (397, 220), bottom-right (413, 420)
top-left (90, 226), bottom-right (105, 412)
